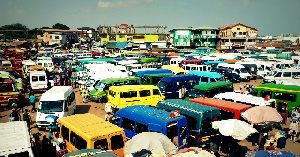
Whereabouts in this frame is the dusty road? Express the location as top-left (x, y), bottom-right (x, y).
top-left (0, 79), bottom-right (299, 156)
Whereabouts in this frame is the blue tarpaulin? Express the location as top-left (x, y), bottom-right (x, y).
top-left (116, 42), bottom-right (128, 49)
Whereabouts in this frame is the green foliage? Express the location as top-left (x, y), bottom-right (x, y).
top-left (52, 23), bottom-right (70, 30)
top-left (0, 23), bottom-right (29, 40)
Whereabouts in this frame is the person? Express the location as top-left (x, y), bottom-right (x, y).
top-left (23, 109), bottom-right (31, 128)
top-left (179, 85), bottom-right (186, 99)
top-left (64, 76), bottom-right (69, 87)
top-left (239, 85), bottom-right (242, 91)
top-left (10, 107), bottom-right (21, 121)
top-left (48, 123), bottom-right (56, 142)
top-left (42, 135), bottom-right (51, 155)
top-left (73, 74), bottom-right (77, 88)
top-left (56, 143), bottom-right (68, 157)
top-left (67, 70), bottom-right (71, 78)
top-left (53, 75), bottom-right (57, 86)
top-left (47, 81), bottom-right (51, 90)
top-left (289, 120), bottom-right (299, 143)
top-left (81, 88), bottom-right (87, 103)
top-left (29, 93), bottom-right (37, 112)
top-left (53, 133), bottom-right (64, 151)
top-left (60, 75), bottom-right (64, 86)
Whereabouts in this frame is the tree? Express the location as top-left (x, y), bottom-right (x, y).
top-left (52, 23), bottom-right (70, 30)
top-left (0, 23), bottom-right (29, 40)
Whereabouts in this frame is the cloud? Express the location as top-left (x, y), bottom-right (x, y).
top-left (98, 0), bottom-right (154, 9)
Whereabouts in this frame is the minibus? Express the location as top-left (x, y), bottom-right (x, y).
top-left (188, 71), bottom-right (224, 85)
top-left (0, 78), bottom-right (21, 108)
top-left (110, 105), bottom-right (189, 150)
top-left (263, 69), bottom-right (300, 84)
top-left (29, 71), bottom-right (47, 92)
top-left (58, 113), bottom-right (126, 157)
top-left (89, 76), bottom-right (140, 103)
top-left (182, 65), bottom-right (211, 72)
top-left (142, 73), bottom-right (174, 85)
top-left (106, 85), bottom-right (165, 112)
top-left (189, 97), bottom-right (252, 120)
top-left (22, 60), bottom-right (36, 77)
top-left (157, 74), bottom-right (198, 99)
top-left (185, 81), bottom-right (233, 100)
top-left (217, 63), bottom-right (251, 81)
top-left (36, 86), bottom-right (76, 130)
top-left (250, 83), bottom-right (300, 113)
top-left (211, 67), bottom-right (241, 83)
top-left (36, 59), bottom-right (54, 72)
top-left (156, 99), bottom-right (221, 148)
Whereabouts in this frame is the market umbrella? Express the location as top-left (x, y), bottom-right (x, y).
top-left (241, 106), bottom-right (283, 124)
top-left (212, 119), bottom-right (258, 140)
top-left (124, 132), bottom-right (177, 155)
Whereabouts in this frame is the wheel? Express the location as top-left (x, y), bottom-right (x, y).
top-left (8, 100), bottom-right (19, 109)
top-left (99, 96), bottom-right (107, 103)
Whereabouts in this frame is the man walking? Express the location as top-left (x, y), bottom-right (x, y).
top-left (29, 93), bottom-right (37, 112)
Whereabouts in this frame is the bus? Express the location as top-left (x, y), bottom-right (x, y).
top-left (185, 81), bottom-right (233, 100)
top-left (156, 99), bottom-right (221, 148)
top-left (142, 73), bottom-right (174, 85)
top-left (189, 97), bottom-right (252, 120)
top-left (57, 113), bottom-right (126, 157)
top-left (110, 105), bottom-right (189, 150)
top-left (188, 71), bottom-right (224, 85)
top-left (89, 76), bottom-right (140, 103)
top-left (250, 83), bottom-right (300, 113)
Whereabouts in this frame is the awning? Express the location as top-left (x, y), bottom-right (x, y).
top-left (116, 42), bottom-right (128, 49)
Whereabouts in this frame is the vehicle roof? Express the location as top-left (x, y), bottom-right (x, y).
top-left (0, 121), bottom-right (31, 153)
top-left (109, 85), bottom-right (158, 91)
top-left (189, 97), bottom-right (252, 112)
top-left (29, 71), bottom-right (46, 74)
top-left (254, 83), bottom-right (300, 92)
top-left (143, 73), bottom-right (174, 77)
top-left (100, 76), bottom-right (139, 83)
top-left (193, 81), bottom-right (233, 90)
top-left (114, 105), bottom-right (186, 124)
top-left (40, 86), bottom-right (73, 101)
top-left (188, 71), bottom-right (222, 78)
top-left (162, 65), bottom-right (185, 72)
top-left (58, 113), bottom-right (124, 140)
top-left (160, 74), bottom-right (198, 81)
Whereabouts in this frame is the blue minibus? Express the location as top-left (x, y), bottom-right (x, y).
top-left (188, 71), bottom-right (224, 85)
top-left (109, 105), bottom-right (189, 150)
top-left (157, 74), bottom-right (198, 99)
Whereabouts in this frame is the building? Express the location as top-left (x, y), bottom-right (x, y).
top-left (170, 27), bottom-right (192, 49)
top-left (77, 27), bottom-right (97, 39)
top-left (217, 23), bottom-right (258, 50)
top-left (37, 29), bottom-right (79, 46)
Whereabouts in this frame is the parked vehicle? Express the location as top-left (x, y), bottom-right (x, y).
top-left (36, 86), bottom-right (76, 130)
top-left (58, 113), bottom-right (126, 157)
top-left (211, 67), bottom-right (241, 83)
top-left (142, 73), bottom-right (174, 85)
top-left (263, 69), bottom-right (300, 84)
top-left (217, 63), bottom-right (251, 81)
top-left (156, 99), bottom-right (221, 148)
top-left (0, 78), bottom-right (21, 108)
top-left (36, 59), bottom-right (54, 72)
top-left (29, 71), bottom-right (47, 92)
top-left (188, 71), bottom-right (224, 85)
top-left (110, 105), bottom-right (188, 150)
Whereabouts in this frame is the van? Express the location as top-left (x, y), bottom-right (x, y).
top-left (156, 99), bottom-right (221, 148)
top-left (142, 73), bottom-right (174, 85)
top-left (185, 81), bottom-right (233, 100)
top-left (157, 74), bottom-right (198, 99)
top-left (89, 76), bottom-right (140, 103)
top-left (36, 86), bottom-right (76, 130)
top-left (217, 63), bottom-right (251, 81)
top-left (236, 62), bottom-right (258, 79)
top-left (106, 85), bottom-right (165, 112)
top-left (22, 60), bottom-right (36, 77)
top-left (188, 71), bottom-right (224, 85)
top-left (29, 71), bottom-right (47, 92)
top-left (263, 69), bottom-right (300, 84)
top-left (36, 60), bottom-right (54, 72)
top-left (211, 67), bottom-right (241, 83)
top-left (0, 78), bottom-right (21, 108)
top-left (110, 105), bottom-right (189, 150)
top-left (0, 121), bottom-right (35, 157)
top-left (58, 113), bottom-right (126, 157)
top-left (1, 60), bottom-right (12, 67)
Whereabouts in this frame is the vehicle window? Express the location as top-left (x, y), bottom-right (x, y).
top-left (113, 82), bottom-right (123, 86)
top-left (127, 79), bottom-right (140, 85)
top-left (136, 122), bottom-right (148, 134)
top-left (121, 117), bottom-right (135, 132)
top-left (139, 90), bottom-right (151, 97)
top-left (167, 121), bottom-right (178, 143)
top-left (32, 76), bottom-right (38, 82)
top-left (292, 72), bottom-right (300, 78)
top-left (153, 89), bottom-right (160, 95)
top-left (167, 82), bottom-right (173, 88)
top-left (103, 84), bottom-right (111, 91)
top-left (260, 90), bottom-right (272, 98)
top-left (201, 77), bottom-right (209, 82)
top-left (61, 125), bottom-right (69, 141)
top-left (109, 115), bottom-right (120, 126)
top-left (274, 72), bottom-right (282, 77)
top-left (283, 72), bottom-right (291, 77)
top-left (210, 78), bottom-right (216, 82)
top-left (39, 76), bottom-right (46, 81)
top-left (0, 83), bottom-right (10, 92)
top-left (249, 90), bottom-right (258, 96)
top-left (71, 131), bottom-right (87, 150)
top-left (274, 92), bottom-right (297, 102)
top-left (176, 81), bottom-right (183, 87)
top-left (202, 118), bottom-right (211, 129)
top-left (111, 134), bottom-right (125, 150)
top-left (108, 90), bottom-right (116, 98)
top-left (120, 91), bottom-right (137, 98)
top-left (94, 139), bottom-right (108, 150)
top-left (187, 79), bottom-right (197, 86)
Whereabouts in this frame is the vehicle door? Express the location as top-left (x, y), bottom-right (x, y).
top-left (120, 90), bottom-right (139, 108)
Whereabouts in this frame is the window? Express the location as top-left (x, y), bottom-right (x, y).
top-left (61, 125), bottom-right (69, 141)
top-left (237, 28), bottom-right (240, 30)
top-left (119, 35), bottom-right (125, 38)
top-left (111, 134), bottom-right (124, 150)
top-left (250, 90), bottom-right (258, 96)
top-left (109, 115), bottom-right (120, 126)
top-left (283, 72), bottom-right (291, 77)
top-left (201, 77), bottom-right (209, 82)
top-left (260, 90), bottom-right (272, 98)
top-left (32, 76), bottom-right (38, 82)
top-left (121, 117), bottom-right (135, 132)
top-left (94, 139), bottom-right (108, 150)
top-left (167, 122), bottom-right (178, 142)
top-left (274, 72), bottom-right (282, 77)
top-left (120, 91), bottom-right (137, 98)
top-left (55, 36), bottom-right (59, 39)
top-left (108, 90), bottom-right (116, 98)
top-left (153, 89), bottom-right (160, 95)
top-left (39, 76), bottom-right (46, 81)
top-left (274, 92), bottom-right (297, 102)
top-left (71, 131), bottom-right (87, 149)
top-left (0, 84), bottom-right (10, 92)
top-left (176, 81), bottom-right (183, 87)
top-left (210, 78), bottom-right (216, 82)
top-left (202, 118), bottom-right (211, 129)
top-left (136, 122), bottom-right (148, 134)
top-left (140, 90), bottom-right (151, 97)
top-left (186, 79), bottom-right (197, 86)
top-left (113, 82), bottom-right (123, 86)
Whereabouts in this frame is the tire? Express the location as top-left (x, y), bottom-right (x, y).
top-left (8, 100), bottom-right (19, 109)
top-left (99, 96), bottom-right (107, 103)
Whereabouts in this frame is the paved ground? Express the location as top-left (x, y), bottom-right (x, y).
top-left (0, 79), bottom-right (299, 156)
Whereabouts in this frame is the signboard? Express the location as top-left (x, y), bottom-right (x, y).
top-left (170, 110), bottom-right (180, 118)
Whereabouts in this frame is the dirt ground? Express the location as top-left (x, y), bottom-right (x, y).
top-left (0, 79), bottom-right (299, 156)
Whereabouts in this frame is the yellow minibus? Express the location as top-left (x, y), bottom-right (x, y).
top-left (57, 113), bottom-right (127, 157)
top-left (106, 85), bottom-right (165, 112)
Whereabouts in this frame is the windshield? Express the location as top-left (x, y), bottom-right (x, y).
top-left (157, 80), bottom-right (168, 88)
top-left (95, 82), bottom-right (106, 91)
top-left (38, 100), bottom-right (64, 113)
top-left (240, 68), bottom-right (248, 73)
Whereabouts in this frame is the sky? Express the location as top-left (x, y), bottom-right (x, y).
top-left (0, 0), bottom-right (299, 36)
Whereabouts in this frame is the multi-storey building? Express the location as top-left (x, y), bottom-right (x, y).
top-left (37, 29), bottom-right (78, 45)
top-left (217, 23), bottom-right (258, 50)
